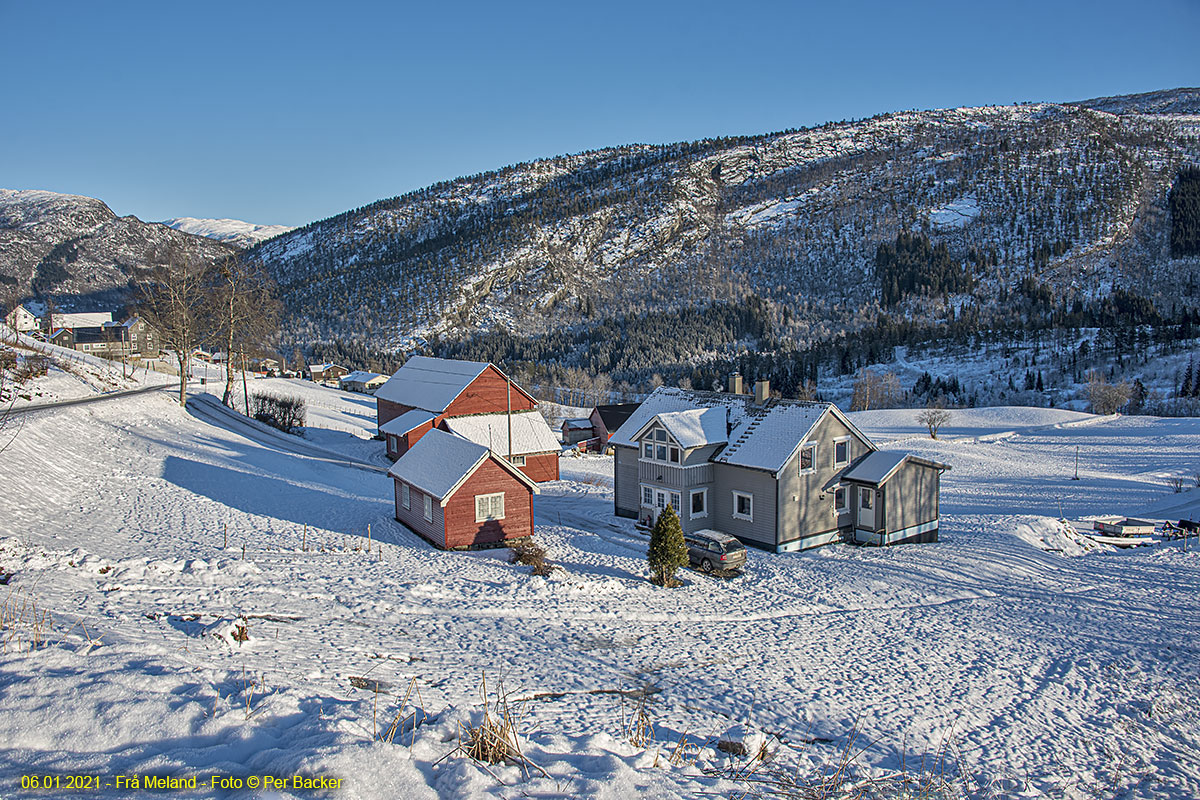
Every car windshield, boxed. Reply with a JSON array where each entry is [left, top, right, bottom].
[[723, 539, 746, 552]]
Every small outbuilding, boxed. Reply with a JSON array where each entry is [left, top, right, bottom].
[[561, 418, 594, 445], [840, 451, 949, 546], [339, 370, 388, 394], [388, 428, 539, 550]]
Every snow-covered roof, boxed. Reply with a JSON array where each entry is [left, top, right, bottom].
[[562, 418, 592, 430], [340, 370, 386, 384], [387, 428, 537, 502], [443, 411, 561, 455], [373, 356, 492, 411], [51, 312, 112, 329], [646, 408, 728, 449], [610, 387, 874, 474], [379, 408, 437, 436], [842, 451, 950, 485], [309, 363, 343, 373]]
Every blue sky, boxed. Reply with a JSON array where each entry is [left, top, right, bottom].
[[2, 1, 1196, 227]]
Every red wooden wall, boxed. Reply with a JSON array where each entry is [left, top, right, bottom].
[[442, 458, 534, 549], [443, 366, 536, 417]]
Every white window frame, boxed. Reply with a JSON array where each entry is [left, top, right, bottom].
[[643, 442, 653, 458], [401, 482, 410, 510], [641, 485, 654, 506], [690, 488, 708, 519], [423, 493, 433, 522], [507, 454, 526, 467], [834, 486, 846, 511], [799, 442, 817, 475], [670, 491, 681, 511], [475, 492, 505, 522], [732, 490, 753, 522], [860, 489, 873, 510], [833, 437, 851, 468]]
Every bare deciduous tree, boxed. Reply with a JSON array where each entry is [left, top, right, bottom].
[[916, 402, 951, 439], [210, 256, 282, 408], [135, 246, 215, 407], [1086, 371, 1131, 416]]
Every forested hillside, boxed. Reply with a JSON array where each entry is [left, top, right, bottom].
[[256, 91, 1200, 401]]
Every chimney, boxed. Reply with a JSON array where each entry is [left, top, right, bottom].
[[754, 379, 770, 405], [728, 372, 743, 394]]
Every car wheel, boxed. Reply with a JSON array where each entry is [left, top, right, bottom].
[[701, 558, 714, 573]]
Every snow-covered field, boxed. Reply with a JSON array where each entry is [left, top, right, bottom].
[[2, 380, 1199, 798]]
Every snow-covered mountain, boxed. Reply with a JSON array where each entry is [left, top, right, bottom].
[[247, 90, 1200, 385], [161, 217, 294, 249], [0, 189, 235, 304]]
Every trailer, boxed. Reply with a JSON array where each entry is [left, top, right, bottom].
[[1092, 518, 1156, 536]]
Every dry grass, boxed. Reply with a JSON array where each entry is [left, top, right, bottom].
[[722, 719, 968, 800], [621, 690, 656, 748], [1, 587, 53, 653], [508, 539, 557, 576]]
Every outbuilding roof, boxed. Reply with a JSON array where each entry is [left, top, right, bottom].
[[379, 408, 438, 436], [386, 428, 538, 503], [842, 451, 950, 485], [341, 370, 387, 384], [374, 356, 535, 413], [443, 411, 561, 455], [609, 386, 875, 474], [593, 403, 640, 431]]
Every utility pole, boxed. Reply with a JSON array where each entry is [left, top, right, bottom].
[[506, 374, 513, 462], [241, 351, 251, 414]]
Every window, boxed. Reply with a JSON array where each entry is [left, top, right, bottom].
[[834, 439, 850, 467], [475, 492, 505, 522], [507, 455, 526, 467], [423, 493, 433, 522], [670, 492, 680, 511], [642, 486, 654, 506], [799, 443, 816, 474], [655, 429, 667, 442], [401, 482, 410, 510], [669, 446, 681, 463], [861, 489, 873, 510], [834, 487, 846, 511], [690, 488, 708, 519], [643, 442, 653, 458], [732, 491, 753, 521], [656, 444, 667, 461]]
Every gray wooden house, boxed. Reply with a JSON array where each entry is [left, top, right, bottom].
[[610, 380, 948, 553]]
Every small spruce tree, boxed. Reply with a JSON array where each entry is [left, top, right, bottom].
[[647, 505, 688, 587]]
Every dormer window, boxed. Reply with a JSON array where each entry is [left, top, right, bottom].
[[640, 425, 681, 464]]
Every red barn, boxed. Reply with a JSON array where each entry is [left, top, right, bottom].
[[388, 429, 538, 550], [375, 357, 559, 481]]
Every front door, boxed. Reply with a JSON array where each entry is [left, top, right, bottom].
[[857, 487, 877, 530], [643, 488, 681, 525]]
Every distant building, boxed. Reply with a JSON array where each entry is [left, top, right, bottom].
[[4, 304, 39, 333], [309, 363, 348, 383], [589, 403, 641, 446], [561, 418, 594, 445], [388, 428, 538, 550], [339, 370, 388, 393]]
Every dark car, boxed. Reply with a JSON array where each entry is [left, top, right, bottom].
[[683, 530, 747, 573]]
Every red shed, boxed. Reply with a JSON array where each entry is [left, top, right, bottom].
[[388, 428, 539, 550]]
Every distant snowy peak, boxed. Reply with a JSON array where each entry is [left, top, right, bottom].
[[161, 217, 294, 249]]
